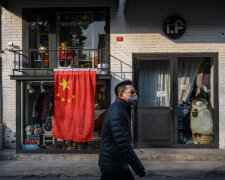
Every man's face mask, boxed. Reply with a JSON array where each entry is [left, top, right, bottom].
[[123, 90, 138, 105]]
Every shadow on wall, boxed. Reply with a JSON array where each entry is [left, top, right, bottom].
[[3, 124, 16, 149], [112, 0, 225, 43], [3, 0, 225, 45], [110, 54, 133, 79], [110, 54, 134, 103]]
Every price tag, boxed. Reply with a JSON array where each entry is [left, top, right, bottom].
[[180, 85, 187, 92]]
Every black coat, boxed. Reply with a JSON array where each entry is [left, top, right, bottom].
[[98, 97, 145, 176]]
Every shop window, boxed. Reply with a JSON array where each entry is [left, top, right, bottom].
[[28, 14, 50, 68], [178, 57, 214, 145], [58, 11, 107, 68], [23, 9, 109, 70], [21, 81, 106, 151]]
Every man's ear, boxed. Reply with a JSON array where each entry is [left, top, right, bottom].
[[118, 92, 123, 98]]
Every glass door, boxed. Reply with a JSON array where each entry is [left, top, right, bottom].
[[136, 59, 173, 147]]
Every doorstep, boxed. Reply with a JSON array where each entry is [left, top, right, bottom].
[[1, 148, 225, 161]]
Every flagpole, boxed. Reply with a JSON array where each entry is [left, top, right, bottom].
[[54, 68, 97, 71]]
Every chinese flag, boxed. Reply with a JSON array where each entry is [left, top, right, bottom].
[[53, 70, 96, 142]]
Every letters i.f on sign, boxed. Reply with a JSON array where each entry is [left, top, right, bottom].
[[163, 15, 186, 39]]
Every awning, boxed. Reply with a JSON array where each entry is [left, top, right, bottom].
[[0, 0, 7, 9]]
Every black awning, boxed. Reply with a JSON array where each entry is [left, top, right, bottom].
[[10, 74, 111, 81], [0, 0, 7, 9]]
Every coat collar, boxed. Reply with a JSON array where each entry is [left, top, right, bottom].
[[115, 97, 132, 111]]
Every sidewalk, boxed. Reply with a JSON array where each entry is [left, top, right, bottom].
[[1, 149, 225, 178]]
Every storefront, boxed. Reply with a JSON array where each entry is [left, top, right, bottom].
[[10, 7, 111, 152], [1, 0, 225, 151]]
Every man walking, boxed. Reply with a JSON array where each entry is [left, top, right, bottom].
[[98, 80, 145, 180]]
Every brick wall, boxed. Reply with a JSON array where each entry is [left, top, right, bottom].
[[1, 7, 19, 148], [1, 0, 225, 148]]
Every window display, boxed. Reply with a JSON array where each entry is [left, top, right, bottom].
[[21, 81, 107, 151], [58, 11, 107, 68], [178, 58, 214, 144], [24, 9, 109, 69]]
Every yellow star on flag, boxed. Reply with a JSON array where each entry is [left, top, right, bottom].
[[68, 99, 71, 103], [72, 95, 75, 98], [60, 79, 70, 91], [57, 93, 60, 97], [62, 98, 65, 102]]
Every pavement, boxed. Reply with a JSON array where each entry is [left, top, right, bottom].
[[1, 149, 225, 178], [0, 178, 225, 180]]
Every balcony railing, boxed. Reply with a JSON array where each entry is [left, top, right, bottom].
[[11, 48, 110, 76]]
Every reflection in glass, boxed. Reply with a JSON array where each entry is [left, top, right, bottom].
[[29, 15, 49, 68], [58, 12, 106, 68]]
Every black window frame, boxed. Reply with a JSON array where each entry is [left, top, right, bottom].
[[22, 7, 110, 69], [133, 53, 219, 148]]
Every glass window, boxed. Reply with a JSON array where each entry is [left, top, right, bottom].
[[178, 57, 214, 145], [24, 9, 108, 69], [138, 60, 171, 107], [21, 81, 106, 151], [58, 11, 107, 68], [28, 14, 50, 68]]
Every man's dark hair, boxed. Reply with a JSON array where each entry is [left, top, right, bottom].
[[114, 80, 133, 96]]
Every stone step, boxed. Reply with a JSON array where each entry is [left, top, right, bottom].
[[136, 148, 225, 161], [1, 148, 225, 161]]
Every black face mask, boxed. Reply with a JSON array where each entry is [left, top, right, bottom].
[[123, 93, 138, 105]]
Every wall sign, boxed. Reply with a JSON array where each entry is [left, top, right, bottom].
[[163, 15, 186, 39], [116, 36, 123, 41]]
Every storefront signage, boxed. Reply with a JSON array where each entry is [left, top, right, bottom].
[[163, 15, 186, 39], [157, 91, 167, 97], [25, 139, 40, 144]]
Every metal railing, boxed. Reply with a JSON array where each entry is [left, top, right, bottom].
[[11, 48, 110, 76]]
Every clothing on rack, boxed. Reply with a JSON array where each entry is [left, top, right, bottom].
[[32, 94, 38, 118], [40, 92, 52, 121]]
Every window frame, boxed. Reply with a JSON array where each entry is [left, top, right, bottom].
[[16, 79, 111, 153], [133, 53, 219, 148], [22, 7, 110, 69]]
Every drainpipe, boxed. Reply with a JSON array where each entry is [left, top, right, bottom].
[[0, 6, 3, 150]]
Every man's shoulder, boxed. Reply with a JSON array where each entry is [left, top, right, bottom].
[[109, 101, 124, 113], [106, 101, 127, 120]]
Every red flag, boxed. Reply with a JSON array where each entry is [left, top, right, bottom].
[[53, 70, 96, 142]]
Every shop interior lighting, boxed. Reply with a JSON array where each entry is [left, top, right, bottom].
[[26, 83, 35, 94]]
